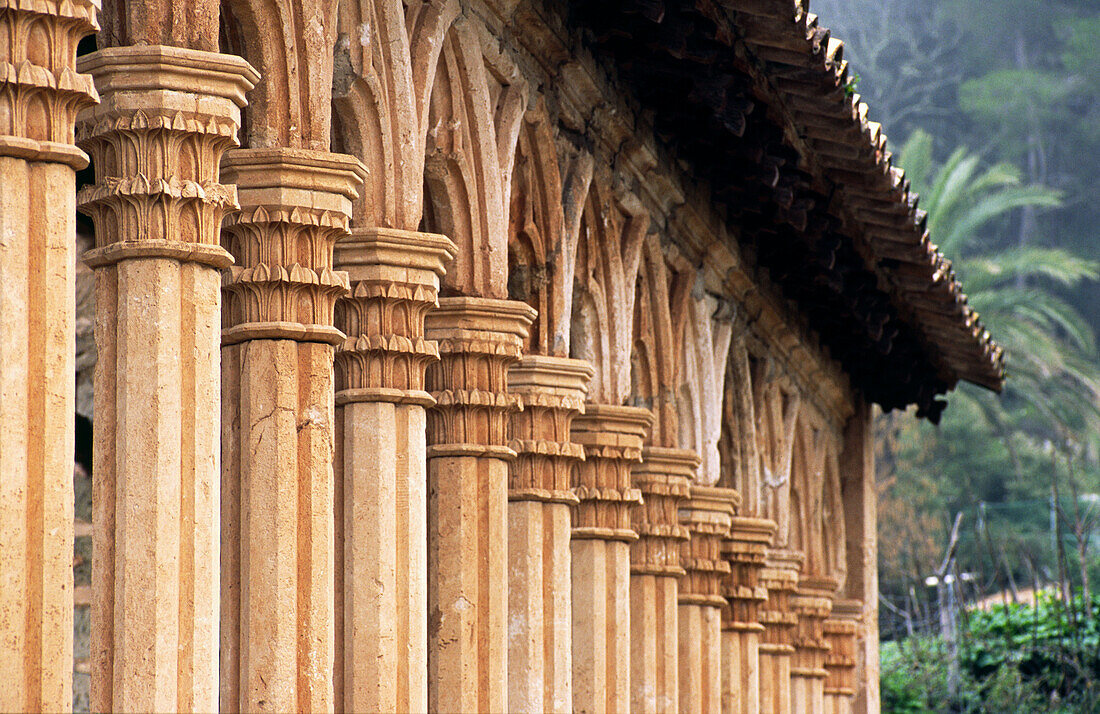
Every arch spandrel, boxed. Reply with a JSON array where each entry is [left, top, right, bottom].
[[752, 353, 801, 547], [330, 0, 456, 229], [788, 403, 847, 585], [677, 290, 734, 486], [506, 102, 565, 356], [421, 18, 527, 298], [629, 234, 683, 448], [568, 177, 646, 405], [219, 0, 340, 149]]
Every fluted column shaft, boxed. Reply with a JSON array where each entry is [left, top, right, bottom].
[[679, 486, 738, 714], [629, 447, 695, 714], [425, 297, 535, 714], [0, 1, 97, 710], [759, 549, 803, 714], [219, 148, 365, 713], [332, 228, 455, 713], [721, 517, 777, 714], [791, 576, 837, 714], [571, 404, 652, 714], [76, 45, 256, 714], [823, 599, 861, 714], [507, 356, 592, 713]]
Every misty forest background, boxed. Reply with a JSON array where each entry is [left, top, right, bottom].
[[814, 0, 1100, 710]]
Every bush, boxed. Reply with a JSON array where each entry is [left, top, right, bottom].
[[881, 594, 1100, 712]]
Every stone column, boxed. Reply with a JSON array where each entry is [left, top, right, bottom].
[[75, 46, 256, 713], [571, 404, 652, 714], [791, 576, 837, 714], [506, 356, 592, 713], [424, 297, 535, 713], [0, 1, 97, 710], [823, 599, 861, 714], [678, 486, 738, 714], [331, 228, 456, 713], [629, 447, 695, 714], [219, 148, 364, 713], [758, 549, 803, 714], [721, 517, 777, 714]]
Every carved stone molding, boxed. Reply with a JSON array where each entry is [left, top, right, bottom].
[[679, 486, 739, 606], [791, 575, 839, 713], [760, 549, 804, 652], [508, 355, 593, 504], [333, 227, 457, 406], [792, 575, 838, 680], [220, 147, 366, 344], [1, 0, 99, 167], [571, 404, 652, 541], [78, 46, 257, 260], [824, 598, 862, 701], [631, 447, 696, 577], [425, 297, 536, 458], [723, 516, 778, 631]]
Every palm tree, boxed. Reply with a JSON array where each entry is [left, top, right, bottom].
[[900, 130, 1100, 451]]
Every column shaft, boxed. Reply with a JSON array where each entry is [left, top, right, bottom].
[[507, 356, 592, 713], [571, 404, 652, 714], [759, 549, 803, 714], [332, 227, 455, 713], [791, 576, 837, 714], [630, 447, 695, 714], [425, 297, 535, 713], [219, 148, 365, 713], [679, 486, 738, 714], [76, 45, 256, 714], [721, 517, 776, 714], [0, 2, 96, 709]]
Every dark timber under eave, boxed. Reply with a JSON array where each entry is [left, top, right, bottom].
[[564, 0, 1006, 422]]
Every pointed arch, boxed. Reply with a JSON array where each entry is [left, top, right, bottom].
[[421, 17, 528, 298], [678, 291, 733, 485], [506, 101, 565, 355], [630, 234, 682, 448], [568, 177, 646, 404]]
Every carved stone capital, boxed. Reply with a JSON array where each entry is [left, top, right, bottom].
[[678, 485, 738, 606], [1, 0, 99, 167], [760, 548, 804, 652], [76, 46, 257, 257], [791, 575, 839, 679], [333, 228, 456, 405], [220, 147, 366, 344], [425, 297, 535, 459], [507, 356, 593, 504], [630, 447, 696, 576], [722, 516, 777, 631], [570, 404, 652, 541], [824, 598, 861, 697]]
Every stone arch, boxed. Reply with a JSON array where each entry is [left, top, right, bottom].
[[330, 0, 456, 229], [420, 17, 526, 299], [678, 291, 733, 486], [216, 0, 338, 149], [568, 177, 645, 404], [629, 234, 684, 448], [506, 102, 564, 355], [753, 353, 800, 546]]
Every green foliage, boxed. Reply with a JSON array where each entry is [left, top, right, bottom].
[[882, 596, 1100, 712]]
